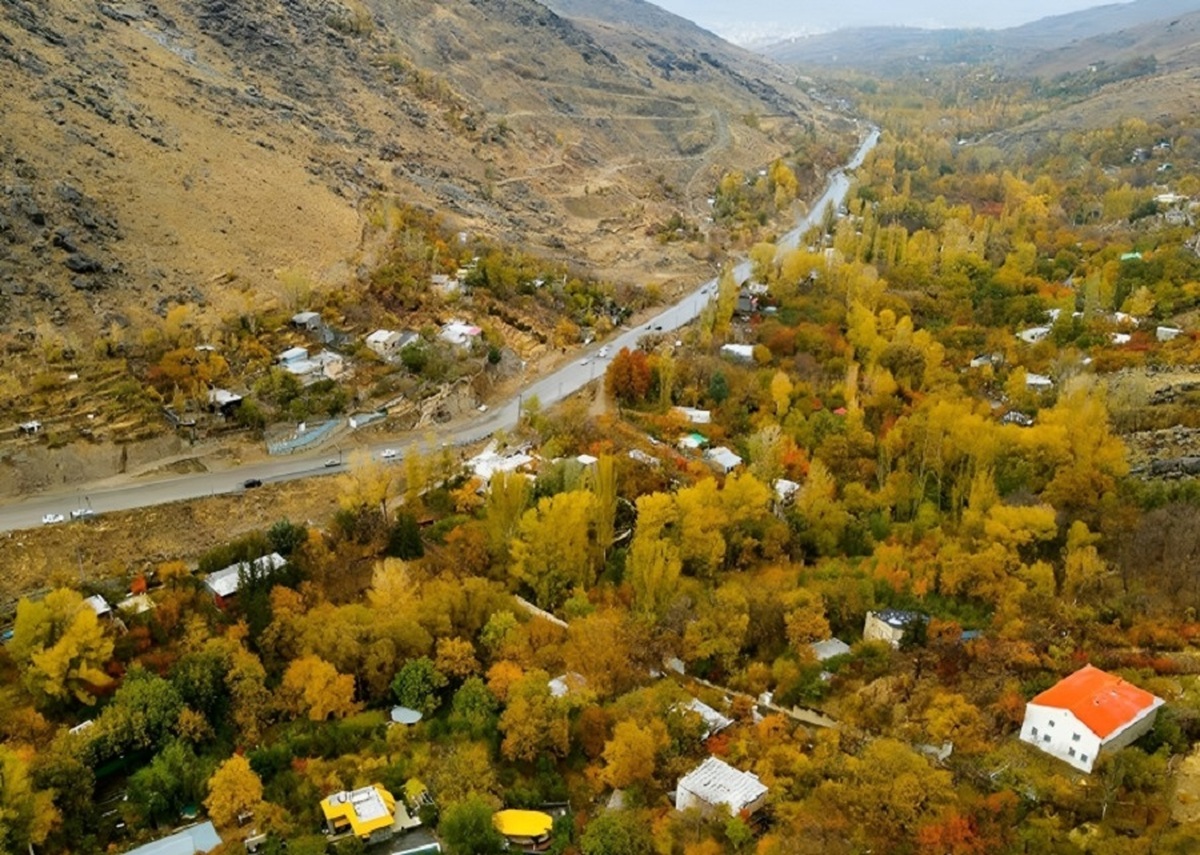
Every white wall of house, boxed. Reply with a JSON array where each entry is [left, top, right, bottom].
[[1020, 704, 1103, 772], [862, 613, 905, 648], [1102, 707, 1160, 753]]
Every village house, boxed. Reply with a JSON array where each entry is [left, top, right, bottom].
[[439, 320, 482, 350], [705, 446, 743, 473], [320, 784, 404, 843], [203, 553, 287, 606], [720, 343, 755, 362], [863, 609, 927, 648], [122, 822, 221, 855], [678, 432, 708, 451], [1019, 664, 1164, 773], [675, 756, 768, 817], [676, 697, 734, 739], [672, 406, 712, 425], [278, 347, 346, 384], [206, 388, 243, 419], [810, 638, 851, 662], [366, 329, 419, 361]]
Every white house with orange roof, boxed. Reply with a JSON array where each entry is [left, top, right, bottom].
[[1019, 664, 1164, 773]]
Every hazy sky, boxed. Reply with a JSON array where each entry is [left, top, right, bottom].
[[650, 0, 1122, 44]]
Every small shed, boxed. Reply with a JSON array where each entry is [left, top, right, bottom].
[[292, 311, 322, 331]]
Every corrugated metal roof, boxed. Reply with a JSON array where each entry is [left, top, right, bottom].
[[677, 756, 766, 813], [204, 553, 286, 599]]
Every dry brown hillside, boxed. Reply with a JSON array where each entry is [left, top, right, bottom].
[[0, 0, 839, 353]]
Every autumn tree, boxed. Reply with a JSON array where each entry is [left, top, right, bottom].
[[499, 670, 570, 762], [278, 655, 360, 721], [484, 470, 530, 566], [0, 745, 59, 852], [509, 490, 599, 609], [606, 348, 652, 405], [602, 719, 665, 789], [11, 588, 113, 706], [204, 753, 263, 828], [627, 492, 682, 619]]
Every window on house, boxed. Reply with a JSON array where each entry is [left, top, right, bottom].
[[1068, 747, 1076, 758], [1048, 720, 1056, 727], [1031, 726, 1039, 737], [1072, 733, 1081, 742], [1043, 734, 1051, 743], [1081, 754, 1089, 764]]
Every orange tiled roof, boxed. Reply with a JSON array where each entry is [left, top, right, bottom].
[[1031, 664, 1161, 739]]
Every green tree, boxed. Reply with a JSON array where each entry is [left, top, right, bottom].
[[387, 511, 425, 559], [439, 795, 506, 855], [90, 667, 183, 762], [392, 656, 447, 716], [128, 741, 213, 827], [580, 810, 654, 855], [448, 677, 499, 738]]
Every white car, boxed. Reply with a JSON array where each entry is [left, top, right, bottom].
[[598, 347, 609, 358], [381, 448, 398, 460], [580, 358, 589, 366], [323, 459, 339, 468], [70, 508, 95, 519], [42, 513, 65, 525]]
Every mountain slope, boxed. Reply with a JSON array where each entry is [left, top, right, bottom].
[[0, 0, 832, 351]]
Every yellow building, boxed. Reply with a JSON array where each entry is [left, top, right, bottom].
[[493, 809, 554, 852], [320, 784, 397, 840]]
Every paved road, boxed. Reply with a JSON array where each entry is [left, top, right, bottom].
[[0, 127, 879, 534]]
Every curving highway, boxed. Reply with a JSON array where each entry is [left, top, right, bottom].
[[0, 127, 879, 534]]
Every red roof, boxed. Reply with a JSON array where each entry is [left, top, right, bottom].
[[1031, 665, 1162, 739]]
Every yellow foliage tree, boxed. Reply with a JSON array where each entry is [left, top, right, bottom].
[[509, 490, 599, 609], [11, 589, 113, 706], [204, 754, 263, 828], [602, 719, 666, 789], [498, 670, 570, 762], [277, 655, 360, 721]]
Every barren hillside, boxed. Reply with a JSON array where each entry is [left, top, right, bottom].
[[0, 0, 837, 353]]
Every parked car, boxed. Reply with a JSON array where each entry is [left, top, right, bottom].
[[70, 508, 95, 519], [598, 346, 609, 358], [242, 478, 263, 489], [323, 458, 339, 468], [42, 513, 65, 525], [381, 448, 398, 460]]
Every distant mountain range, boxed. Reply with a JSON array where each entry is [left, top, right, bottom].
[[762, 0, 1200, 71]]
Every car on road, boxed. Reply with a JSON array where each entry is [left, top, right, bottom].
[[580, 358, 589, 366], [242, 478, 263, 489], [70, 508, 95, 519], [42, 513, 65, 525], [598, 346, 609, 358], [381, 448, 398, 460], [323, 459, 339, 468], [653, 324, 663, 331]]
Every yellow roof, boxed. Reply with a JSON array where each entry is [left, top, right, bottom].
[[493, 809, 554, 839], [320, 784, 396, 837]]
